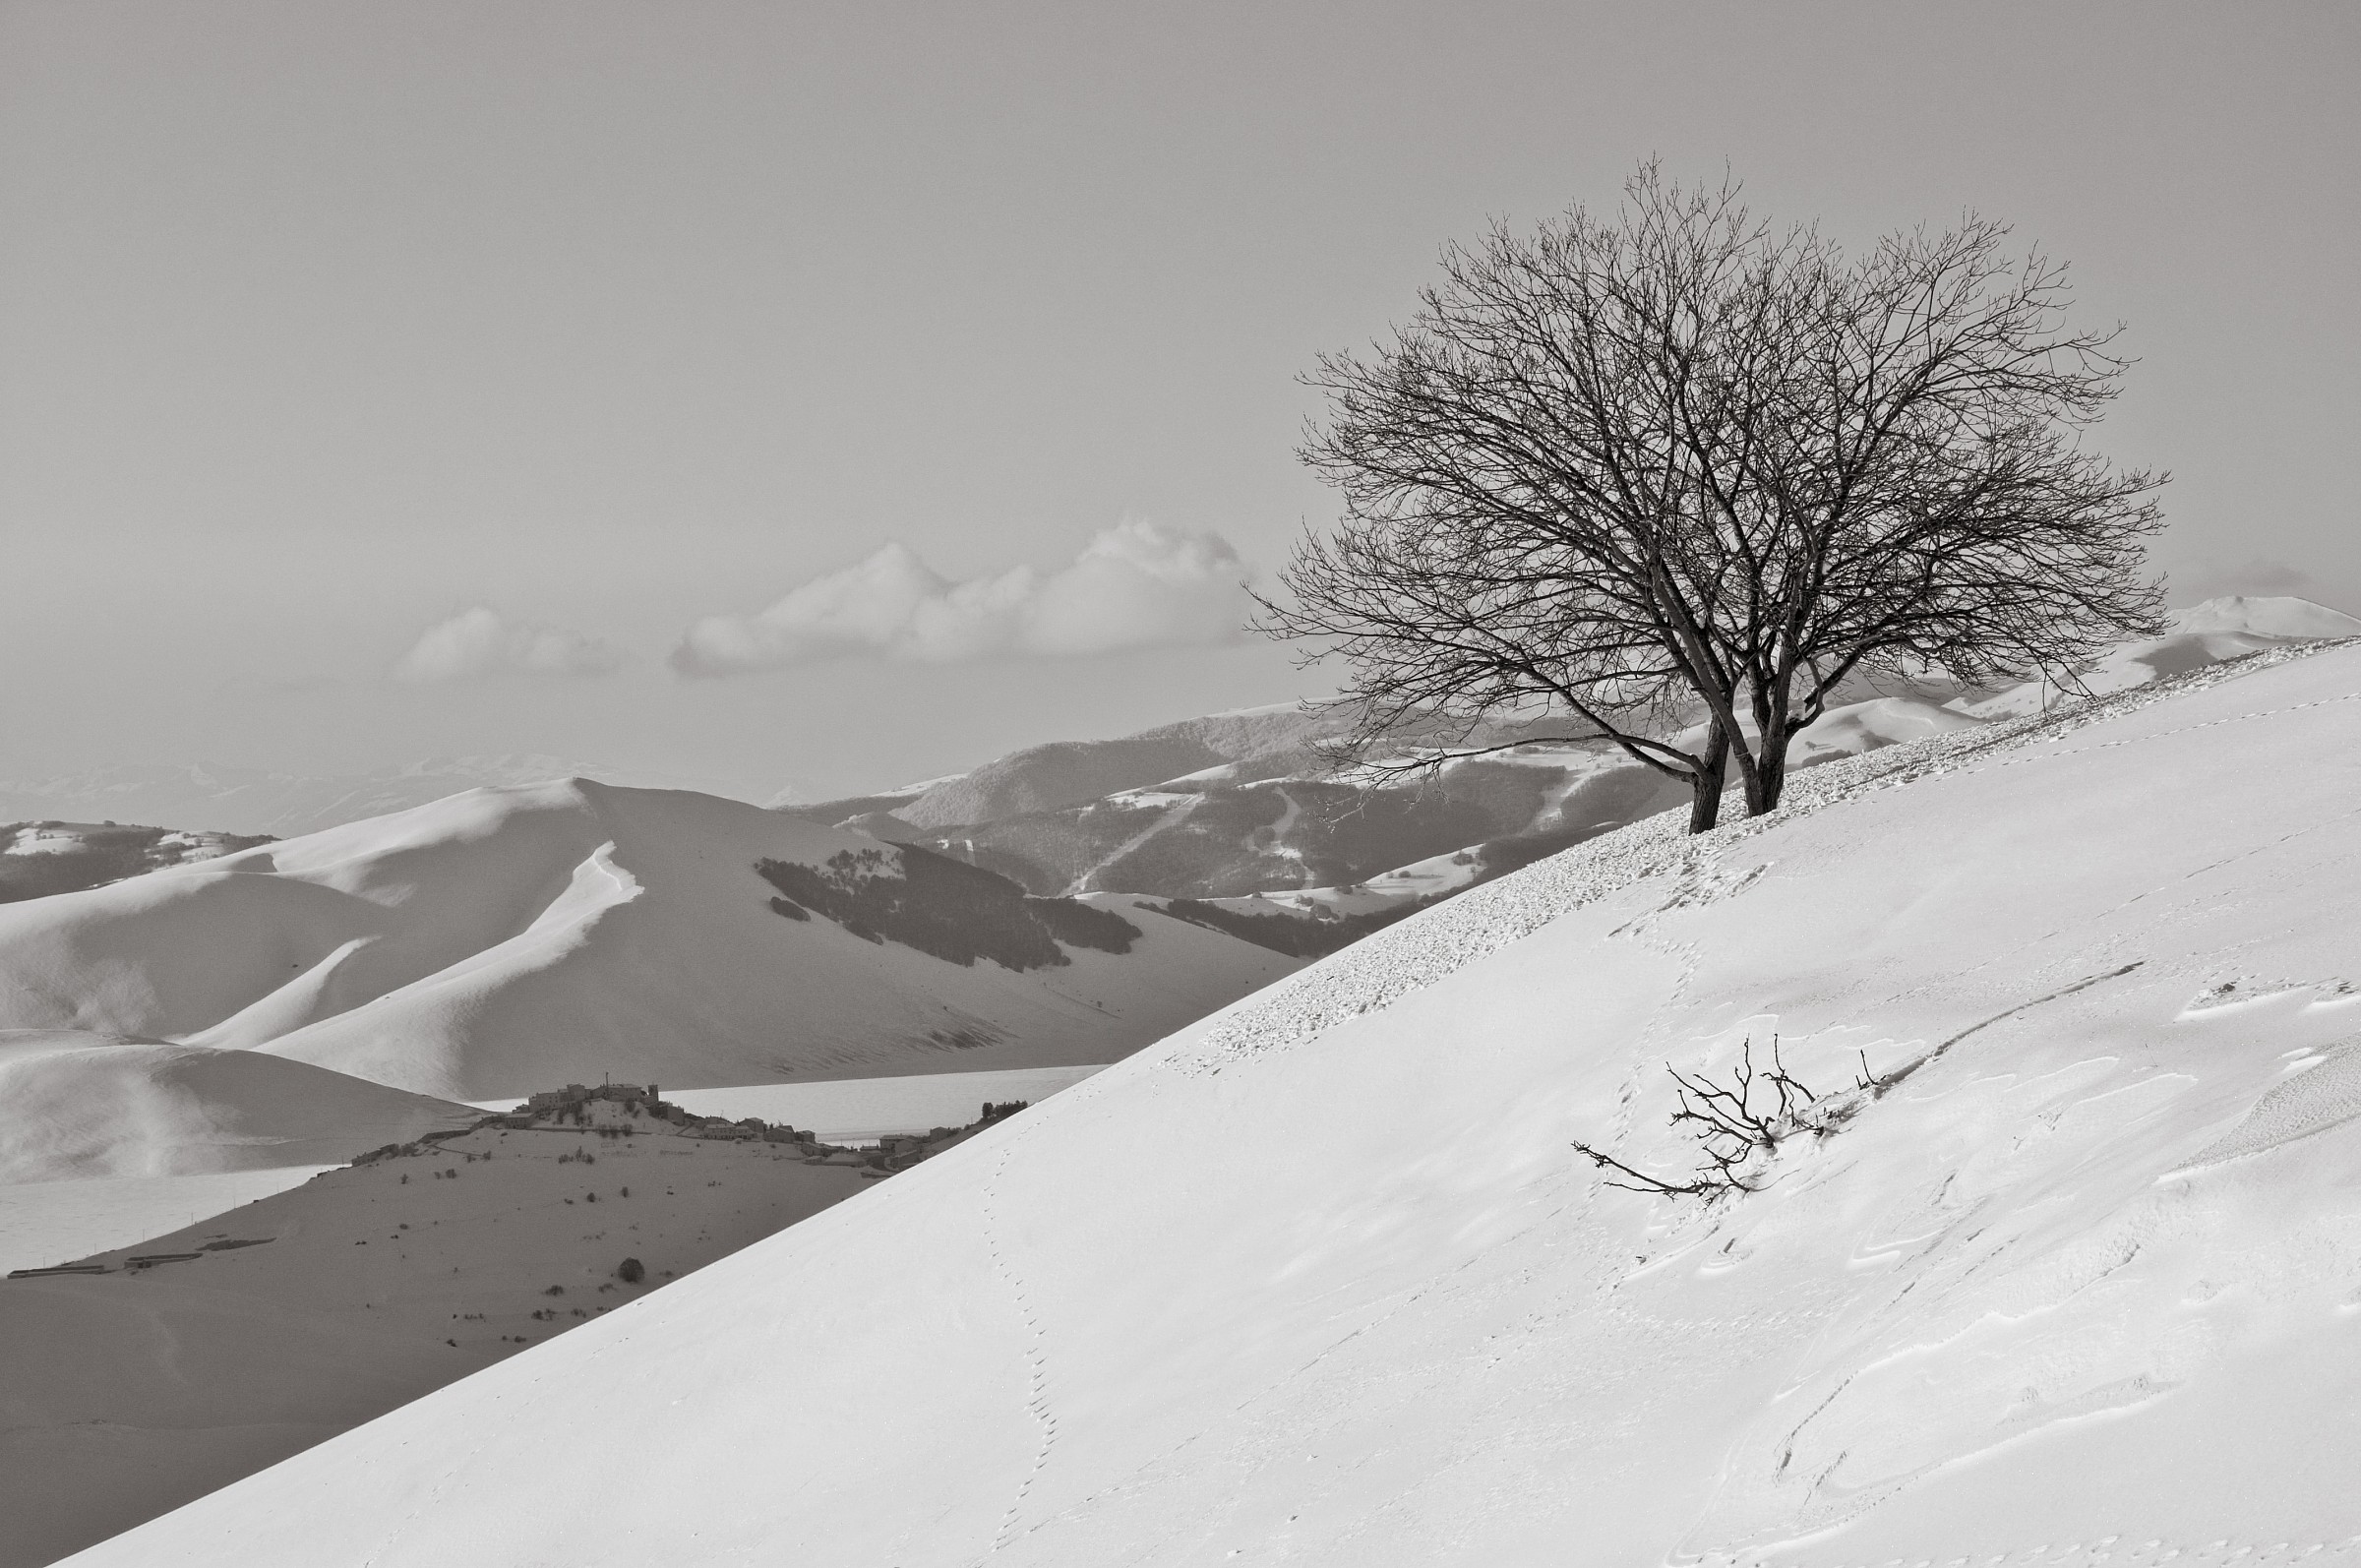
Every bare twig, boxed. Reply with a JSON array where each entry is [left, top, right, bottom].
[[1573, 1035, 1863, 1198]]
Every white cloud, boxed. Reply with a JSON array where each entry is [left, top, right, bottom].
[[668, 521, 1255, 677], [393, 606, 625, 683]]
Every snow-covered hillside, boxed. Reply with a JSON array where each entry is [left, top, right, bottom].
[[0, 1031, 473, 1183], [66, 639, 2361, 1565], [786, 704, 1676, 901], [0, 781, 1302, 1102]]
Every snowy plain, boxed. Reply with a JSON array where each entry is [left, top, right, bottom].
[[60, 637, 2361, 1566], [662, 1064, 1108, 1142], [0, 1167, 328, 1276]]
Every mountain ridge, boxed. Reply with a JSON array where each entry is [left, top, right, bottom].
[[0, 780, 1302, 1102]]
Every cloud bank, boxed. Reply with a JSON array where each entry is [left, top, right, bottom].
[[394, 607, 625, 683], [669, 521, 1254, 677]]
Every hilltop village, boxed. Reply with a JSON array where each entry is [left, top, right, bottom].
[[1, 1075, 1041, 1562], [353, 1079, 1032, 1178]]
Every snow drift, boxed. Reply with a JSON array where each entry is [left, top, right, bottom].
[[61, 637, 2361, 1565], [0, 781, 1302, 1102]]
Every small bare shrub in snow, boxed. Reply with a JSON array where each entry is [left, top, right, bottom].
[[1572, 1038, 1887, 1197]]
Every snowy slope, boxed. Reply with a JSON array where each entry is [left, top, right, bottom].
[[66, 641, 2361, 1566], [0, 781, 1302, 1102]]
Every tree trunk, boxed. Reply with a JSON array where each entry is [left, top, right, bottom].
[[1685, 723, 1731, 833], [1743, 731, 1792, 815], [1739, 673, 1795, 816], [1755, 751, 1787, 814]]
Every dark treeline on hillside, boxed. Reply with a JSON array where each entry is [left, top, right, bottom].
[[757, 845, 1139, 970], [1148, 895, 1436, 958], [0, 821, 273, 904]]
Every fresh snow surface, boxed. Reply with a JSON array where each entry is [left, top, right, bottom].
[[63, 640, 2361, 1566], [0, 781, 1302, 1101], [664, 1064, 1107, 1142]]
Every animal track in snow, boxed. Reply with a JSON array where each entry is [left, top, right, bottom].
[[976, 1133, 1059, 1558]]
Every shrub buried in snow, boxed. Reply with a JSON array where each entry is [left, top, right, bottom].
[[1571, 1036, 1898, 1197]]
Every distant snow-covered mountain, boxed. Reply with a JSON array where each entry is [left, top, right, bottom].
[[0, 780, 1302, 1102], [0, 1029, 473, 1184], [0, 755, 752, 840]]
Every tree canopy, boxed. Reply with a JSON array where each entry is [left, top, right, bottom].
[[1262, 165, 2166, 830]]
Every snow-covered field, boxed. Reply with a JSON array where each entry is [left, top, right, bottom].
[[664, 1064, 1108, 1142], [61, 638, 2361, 1565], [0, 1167, 329, 1276]]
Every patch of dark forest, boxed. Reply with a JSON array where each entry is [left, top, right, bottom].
[[757, 844, 1138, 970]]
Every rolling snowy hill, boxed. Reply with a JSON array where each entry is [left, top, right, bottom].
[[0, 781, 1302, 1103], [0, 1030, 474, 1185], [0, 755, 750, 841], [60, 638, 2361, 1566]]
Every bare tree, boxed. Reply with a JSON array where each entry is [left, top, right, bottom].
[[1260, 164, 2167, 829]]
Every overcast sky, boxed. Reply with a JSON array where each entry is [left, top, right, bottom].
[[3, 0, 2354, 803]]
